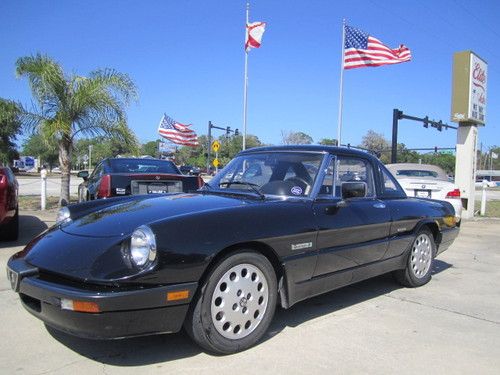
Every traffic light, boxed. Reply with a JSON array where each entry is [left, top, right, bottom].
[[437, 120, 443, 131], [226, 126, 231, 136], [423, 116, 429, 128], [234, 129, 239, 136]]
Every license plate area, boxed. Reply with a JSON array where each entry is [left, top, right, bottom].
[[415, 189, 431, 198], [131, 180, 183, 195]]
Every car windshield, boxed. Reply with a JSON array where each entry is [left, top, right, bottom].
[[209, 152, 324, 197], [109, 159, 180, 174]]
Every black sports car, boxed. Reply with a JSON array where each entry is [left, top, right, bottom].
[[77, 157, 203, 202], [7, 146, 459, 354]]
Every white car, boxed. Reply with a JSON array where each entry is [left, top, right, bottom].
[[386, 163, 462, 221]]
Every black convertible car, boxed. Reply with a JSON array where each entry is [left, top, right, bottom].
[[7, 146, 459, 354]]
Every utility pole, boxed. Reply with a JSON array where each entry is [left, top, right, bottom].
[[88, 144, 93, 170]]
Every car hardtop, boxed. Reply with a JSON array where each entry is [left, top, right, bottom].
[[238, 144, 378, 160]]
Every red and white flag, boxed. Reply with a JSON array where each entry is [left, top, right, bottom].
[[245, 21, 266, 52]]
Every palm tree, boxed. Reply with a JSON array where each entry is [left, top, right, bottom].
[[16, 54, 138, 206]]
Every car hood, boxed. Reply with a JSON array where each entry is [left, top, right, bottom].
[[22, 193, 250, 281], [61, 193, 247, 238]]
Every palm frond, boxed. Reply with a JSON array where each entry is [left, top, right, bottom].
[[16, 54, 68, 113]]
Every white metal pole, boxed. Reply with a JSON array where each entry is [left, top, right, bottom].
[[480, 181, 487, 215], [490, 150, 493, 181], [40, 167, 47, 211], [242, 1, 250, 151], [336, 19, 346, 147]]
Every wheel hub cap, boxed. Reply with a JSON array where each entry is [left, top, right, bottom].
[[410, 233, 432, 278], [211, 263, 269, 339]]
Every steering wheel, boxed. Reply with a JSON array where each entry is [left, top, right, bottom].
[[284, 177, 310, 195]]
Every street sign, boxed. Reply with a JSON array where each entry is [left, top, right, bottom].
[[212, 140, 221, 152], [212, 158, 220, 167]]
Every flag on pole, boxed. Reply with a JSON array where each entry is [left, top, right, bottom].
[[344, 25, 411, 69], [157, 114, 199, 147], [245, 21, 266, 52]]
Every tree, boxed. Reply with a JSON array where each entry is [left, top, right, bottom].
[[281, 131, 313, 145], [141, 140, 160, 157], [0, 98, 22, 166], [22, 134, 59, 170], [359, 130, 391, 163], [319, 138, 338, 146], [16, 54, 138, 205]]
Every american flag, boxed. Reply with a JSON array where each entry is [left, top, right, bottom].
[[344, 25, 411, 70], [157, 114, 199, 147]]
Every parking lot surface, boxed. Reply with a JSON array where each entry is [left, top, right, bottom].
[[1, 211, 499, 374]]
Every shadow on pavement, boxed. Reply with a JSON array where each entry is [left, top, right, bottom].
[[0, 214, 48, 249], [46, 262, 453, 366], [431, 259, 453, 275], [46, 326, 202, 365]]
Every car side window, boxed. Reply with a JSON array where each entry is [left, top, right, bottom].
[[335, 157, 375, 198], [318, 159, 335, 198], [90, 163, 103, 180], [380, 166, 406, 198]]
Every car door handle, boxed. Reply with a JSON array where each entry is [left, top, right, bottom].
[[373, 202, 386, 209]]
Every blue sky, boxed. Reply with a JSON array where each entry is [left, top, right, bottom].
[[1, 0, 499, 152]]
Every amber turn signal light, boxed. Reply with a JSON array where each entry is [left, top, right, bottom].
[[167, 290, 189, 301], [61, 298, 100, 313]]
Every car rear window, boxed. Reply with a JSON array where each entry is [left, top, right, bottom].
[[396, 170, 439, 178], [109, 159, 180, 174]]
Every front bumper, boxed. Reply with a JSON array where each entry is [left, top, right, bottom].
[[7, 258, 198, 339]]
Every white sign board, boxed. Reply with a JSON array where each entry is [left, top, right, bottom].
[[468, 53, 487, 124]]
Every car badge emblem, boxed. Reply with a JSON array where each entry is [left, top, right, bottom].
[[421, 184, 426, 189], [155, 176, 160, 180]]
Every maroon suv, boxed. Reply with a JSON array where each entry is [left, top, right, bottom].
[[0, 167, 19, 241]]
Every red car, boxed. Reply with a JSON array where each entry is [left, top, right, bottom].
[[0, 167, 19, 241]]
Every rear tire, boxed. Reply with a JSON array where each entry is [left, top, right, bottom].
[[184, 251, 277, 354], [1, 206, 19, 241], [394, 228, 435, 288]]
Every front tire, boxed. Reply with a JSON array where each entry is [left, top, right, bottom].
[[185, 251, 277, 354], [394, 228, 435, 287]]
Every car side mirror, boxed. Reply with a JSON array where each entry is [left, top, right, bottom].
[[77, 170, 89, 181], [342, 182, 367, 199]]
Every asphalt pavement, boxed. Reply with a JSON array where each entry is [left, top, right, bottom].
[[0, 212, 499, 374]]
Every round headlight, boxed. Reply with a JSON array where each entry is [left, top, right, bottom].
[[130, 226, 157, 267], [56, 207, 71, 225]]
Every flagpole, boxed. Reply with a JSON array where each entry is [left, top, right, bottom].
[[337, 19, 346, 147], [242, 1, 250, 151]]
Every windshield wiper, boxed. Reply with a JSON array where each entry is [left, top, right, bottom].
[[219, 181, 265, 200]]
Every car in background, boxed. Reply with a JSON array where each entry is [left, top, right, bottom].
[[386, 163, 462, 220], [179, 165, 201, 176], [77, 158, 204, 202], [475, 176, 498, 188], [0, 167, 19, 241], [8, 146, 459, 354]]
